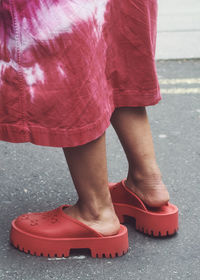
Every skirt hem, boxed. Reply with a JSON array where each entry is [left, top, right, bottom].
[[0, 89, 161, 147]]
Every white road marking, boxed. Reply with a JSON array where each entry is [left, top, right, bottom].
[[160, 88, 200, 94], [48, 255, 86, 261], [159, 134, 167, 138], [159, 78, 200, 85], [48, 257, 66, 261], [159, 78, 200, 94]]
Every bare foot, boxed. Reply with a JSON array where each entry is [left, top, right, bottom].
[[63, 203, 120, 236], [125, 173, 170, 208]]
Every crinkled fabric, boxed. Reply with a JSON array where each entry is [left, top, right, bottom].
[[0, 0, 161, 147]]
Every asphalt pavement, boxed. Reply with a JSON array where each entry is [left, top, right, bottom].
[[1, 1, 200, 279], [0, 59, 200, 280]]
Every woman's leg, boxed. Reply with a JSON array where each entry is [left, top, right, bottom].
[[62, 132, 120, 236], [110, 107, 169, 207]]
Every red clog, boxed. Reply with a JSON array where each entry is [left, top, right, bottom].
[[109, 179, 179, 237], [10, 205, 129, 258]]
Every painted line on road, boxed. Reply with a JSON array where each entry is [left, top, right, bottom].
[[159, 78, 200, 94], [161, 88, 200, 94], [159, 78, 200, 85]]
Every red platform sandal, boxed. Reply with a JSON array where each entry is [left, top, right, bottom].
[[10, 205, 129, 258], [109, 179, 178, 237]]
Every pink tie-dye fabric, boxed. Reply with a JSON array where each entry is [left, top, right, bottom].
[[0, 0, 161, 147]]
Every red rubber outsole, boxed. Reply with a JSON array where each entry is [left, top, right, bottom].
[[10, 220, 129, 258], [113, 203, 179, 237], [109, 180, 179, 237]]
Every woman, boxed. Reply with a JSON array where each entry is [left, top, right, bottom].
[[0, 0, 178, 258]]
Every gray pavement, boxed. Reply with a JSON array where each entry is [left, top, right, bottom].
[[0, 59, 200, 279], [156, 0, 200, 59]]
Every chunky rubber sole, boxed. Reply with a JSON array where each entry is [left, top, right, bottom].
[[113, 203, 178, 237], [10, 220, 129, 258], [109, 179, 179, 237]]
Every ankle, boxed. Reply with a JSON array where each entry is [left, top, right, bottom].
[[125, 168, 170, 207], [64, 202, 120, 236], [76, 199, 117, 222], [127, 165, 162, 184]]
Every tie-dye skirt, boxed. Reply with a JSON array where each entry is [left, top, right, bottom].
[[0, 0, 161, 147]]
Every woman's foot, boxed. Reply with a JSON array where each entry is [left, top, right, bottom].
[[125, 171, 170, 208], [63, 202, 120, 236], [110, 107, 170, 208], [62, 133, 120, 237]]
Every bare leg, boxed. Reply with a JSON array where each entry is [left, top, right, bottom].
[[62, 132, 120, 236], [110, 107, 169, 207]]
